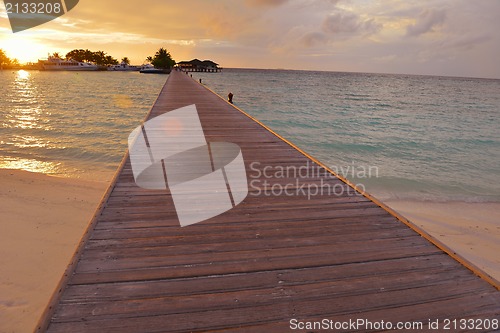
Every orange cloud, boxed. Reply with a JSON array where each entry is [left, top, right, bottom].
[[1, 0, 499, 78]]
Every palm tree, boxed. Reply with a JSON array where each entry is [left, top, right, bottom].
[[92, 51, 106, 65], [0, 49, 11, 68], [121, 57, 130, 65], [66, 49, 86, 62], [51, 52, 62, 59], [105, 55, 118, 65], [147, 48, 175, 69], [84, 49, 93, 62]]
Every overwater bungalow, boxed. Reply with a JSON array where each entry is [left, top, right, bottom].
[[177, 59, 221, 72]]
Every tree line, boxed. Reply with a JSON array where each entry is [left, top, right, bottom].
[[57, 49, 121, 66], [56, 47, 175, 68], [0, 49, 19, 68], [0, 47, 176, 69]]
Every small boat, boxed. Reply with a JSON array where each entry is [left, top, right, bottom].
[[139, 64, 171, 74], [39, 56, 99, 71], [109, 62, 140, 71]]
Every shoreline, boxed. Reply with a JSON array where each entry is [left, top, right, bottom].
[[0, 169, 109, 333], [385, 200, 500, 283], [1, 168, 499, 332]]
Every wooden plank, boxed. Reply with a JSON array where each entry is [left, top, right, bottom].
[[59, 254, 453, 303], [45, 281, 497, 333], [39, 70, 500, 333], [52, 266, 478, 322]]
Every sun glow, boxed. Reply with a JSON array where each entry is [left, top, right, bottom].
[[17, 69, 30, 79], [1, 35, 50, 63]]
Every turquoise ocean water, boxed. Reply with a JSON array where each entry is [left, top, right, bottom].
[[195, 69, 500, 202], [1, 69, 499, 202]]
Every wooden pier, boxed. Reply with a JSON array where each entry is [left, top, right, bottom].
[[38, 70, 500, 332]]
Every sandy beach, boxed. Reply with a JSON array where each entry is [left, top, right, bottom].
[[0, 169, 108, 333], [387, 200, 500, 283], [1, 168, 499, 333]]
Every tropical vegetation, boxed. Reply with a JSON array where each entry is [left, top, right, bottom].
[[0, 48, 18, 68], [0, 47, 177, 70], [146, 48, 175, 69], [64, 49, 119, 66]]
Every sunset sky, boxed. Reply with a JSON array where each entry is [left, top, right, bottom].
[[1, 0, 499, 78]]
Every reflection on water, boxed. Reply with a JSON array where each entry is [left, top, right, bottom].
[[0, 157, 62, 175], [17, 69, 30, 80], [9, 134, 52, 148], [8, 70, 44, 130], [0, 70, 167, 180], [113, 94, 134, 109]]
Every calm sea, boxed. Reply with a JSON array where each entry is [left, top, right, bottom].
[[0, 70, 166, 179], [1, 69, 499, 202], [196, 69, 500, 202]]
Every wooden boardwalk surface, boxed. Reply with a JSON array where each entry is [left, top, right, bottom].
[[39, 71, 500, 332]]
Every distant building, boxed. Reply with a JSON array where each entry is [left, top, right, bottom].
[[177, 59, 221, 72]]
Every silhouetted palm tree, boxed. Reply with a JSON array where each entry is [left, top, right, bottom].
[[0, 49, 11, 67], [147, 48, 175, 69]]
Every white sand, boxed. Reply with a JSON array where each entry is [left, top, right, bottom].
[[386, 200, 500, 283], [0, 169, 108, 333]]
